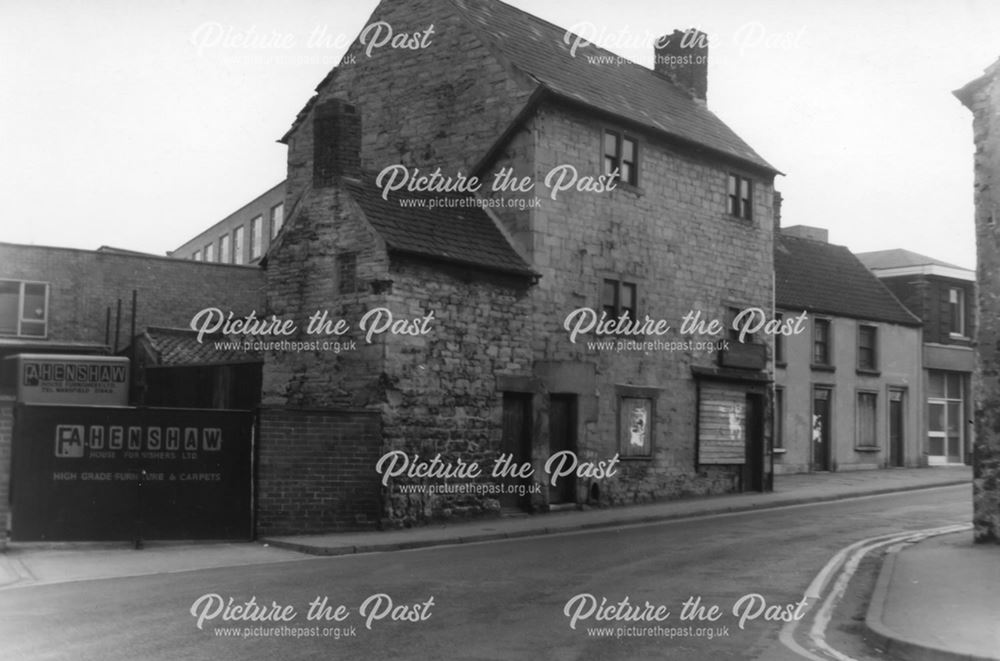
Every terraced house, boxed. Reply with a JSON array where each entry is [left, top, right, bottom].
[[256, 0, 781, 533], [773, 227, 924, 474]]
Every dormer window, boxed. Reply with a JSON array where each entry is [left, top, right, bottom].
[[603, 130, 638, 186]]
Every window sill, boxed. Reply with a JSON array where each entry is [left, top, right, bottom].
[[725, 214, 755, 228], [772, 448, 787, 455], [856, 368, 881, 377], [810, 364, 836, 372], [611, 181, 645, 196], [618, 455, 652, 461], [854, 446, 882, 453]]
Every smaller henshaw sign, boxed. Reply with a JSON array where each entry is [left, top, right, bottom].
[[4, 354, 129, 406]]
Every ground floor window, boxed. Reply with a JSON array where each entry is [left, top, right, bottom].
[[856, 391, 878, 449], [927, 370, 965, 464]]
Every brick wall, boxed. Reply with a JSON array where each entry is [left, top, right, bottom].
[[256, 407, 382, 535], [881, 274, 974, 345], [0, 400, 12, 548], [0, 243, 266, 348]]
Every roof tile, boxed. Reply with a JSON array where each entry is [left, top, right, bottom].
[[776, 234, 921, 326]]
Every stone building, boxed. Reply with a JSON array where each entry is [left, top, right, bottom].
[[774, 228, 924, 474], [955, 57, 1000, 542], [857, 249, 975, 466], [258, 0, 780, 532]]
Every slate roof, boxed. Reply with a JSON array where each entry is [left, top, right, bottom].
[[855, 249, 968, 271], [139, 327, 261, 366], [776, 234, 921, 326], [342, 177, 535, 277], [454, 0, 777, 173]]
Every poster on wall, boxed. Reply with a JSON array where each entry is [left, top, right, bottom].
[[0, 1, 986, 660]]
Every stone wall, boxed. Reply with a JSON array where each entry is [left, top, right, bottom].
[[256, 407, 382, 535], [378, 258, 535, 525], [283, 0, 535, 212], [261, 182, 389, 408], [480, 100, 775, 503], [959, 61, 1000, 542]]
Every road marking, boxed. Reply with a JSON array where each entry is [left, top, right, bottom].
[[781, 523, 972, 661]]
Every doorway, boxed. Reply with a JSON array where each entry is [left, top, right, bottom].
[[744, 394, 765, 491], [500, 393, 533, 510], [812, 387, 832, 471], [889, 388, 905, 467], [548, 394, 577, 504]]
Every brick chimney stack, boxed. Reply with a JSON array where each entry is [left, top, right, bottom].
[[313, 99, 361, 187], [654, 29, 709, 103]]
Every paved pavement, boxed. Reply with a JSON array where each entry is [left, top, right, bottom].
[[865, 528, 1000, 661], [261, 466, 971, 555], [0, 541, 307, 589]]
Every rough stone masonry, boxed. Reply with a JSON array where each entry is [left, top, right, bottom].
[[956, 58, 1000, 543]]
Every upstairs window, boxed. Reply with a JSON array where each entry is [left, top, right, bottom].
[[858, 325, 878, 371], [813, 318, 832, 366], [727, 306, 754, 343], [728, 174, 753, 220], [250, 216, 263, 260], [271, 203, 284, 238], [602, 279, 637, 320], [603, 130, 638, 186], [0, 280, 48, 337], [233, 226, 245, 264], [949, 287, 966, 337], [193, 250, 201, 261], [204, 243, 215, 263], [219, 234, 231, 264], [774, 312, 786, 363]]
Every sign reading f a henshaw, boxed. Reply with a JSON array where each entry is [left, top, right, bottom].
[[12, 405, 251, 541], [54, 424, 223, 458], [5, 354, 129, 406]]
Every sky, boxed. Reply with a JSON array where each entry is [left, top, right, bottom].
[[2, 0, 997, 269]]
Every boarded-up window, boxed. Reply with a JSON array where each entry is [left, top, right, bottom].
[[699, 386, 746, 464]]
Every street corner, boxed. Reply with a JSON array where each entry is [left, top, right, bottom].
[[864, 527, 999, 661]]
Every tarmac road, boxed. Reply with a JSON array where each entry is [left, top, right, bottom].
[[0, 484, 970, 661]]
